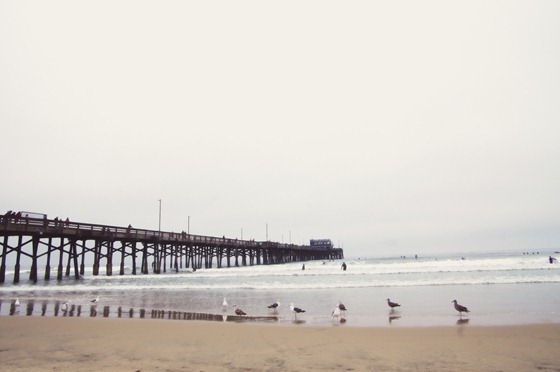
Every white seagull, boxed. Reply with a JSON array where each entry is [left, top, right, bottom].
[[15, 298, 20, 306], [61, 301, 68, 312], [289, 303, 306, 319], [222, 297, 228, 311], [91, 296, 99, 303], [332, 304, 341, 320]]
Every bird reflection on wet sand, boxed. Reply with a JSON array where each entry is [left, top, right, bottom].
[[388, 307, 402, 324], [456, 317, 469, 336]]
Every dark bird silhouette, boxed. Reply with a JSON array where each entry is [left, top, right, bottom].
[[452, 300, 470, 316], [91, 296, 99, 303], [289, 303, 306, 319], [268, 300, 281, 309], [233, 305, 247, 316], [387, 298, 401, 309]]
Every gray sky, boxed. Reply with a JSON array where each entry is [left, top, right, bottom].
[[1, 1, 559, 258]]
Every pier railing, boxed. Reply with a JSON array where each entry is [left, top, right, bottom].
[[0, 215, 330, 250]]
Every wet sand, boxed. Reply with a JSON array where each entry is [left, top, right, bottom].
[[1, 317, 559, 371]]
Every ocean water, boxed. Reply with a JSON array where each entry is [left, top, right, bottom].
[[1, 251, 559, 327]]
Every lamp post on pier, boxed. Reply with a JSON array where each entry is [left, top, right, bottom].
[[158, 199, 162, 235]]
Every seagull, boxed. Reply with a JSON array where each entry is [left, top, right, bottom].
[[289, 303, 306, 319], [15, 298, 20, 306], [387, 298, 401, 309], [61, 301, 68, 312], [233, 305, 246, 316], [338, 301, 347, 315], [222, 298, 228, 310], [91, 296, 99, 303], [332, 304, 341, 319], [268, 300, 281, 310], [452, 300, 470, 317]]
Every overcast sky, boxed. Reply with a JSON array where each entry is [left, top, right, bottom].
[[1, 1, 559, 258]]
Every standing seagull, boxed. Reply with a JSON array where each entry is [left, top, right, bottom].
[[338, 301, 347, 315], [387, 298, 401, 309], [222, 298, 228, 311], [267, 300, 281, 310], [91, 296, 99, 304], [15, 298, 20, 306], [233, 305, 247, 316], [452, 300, 470, 317], [61, 301, 69, 312], [289, 303, 306, 319], [332, 304, 341, 320]]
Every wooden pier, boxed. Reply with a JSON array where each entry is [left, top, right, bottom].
[[0, 214, 344, 283]]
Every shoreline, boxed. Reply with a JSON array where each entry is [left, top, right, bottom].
[[1, 317, 559, 371], [2, 294, 560, 328], [3, 300, 559, 329]]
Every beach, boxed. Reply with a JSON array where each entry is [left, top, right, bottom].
[[1, 254, 559, 370], [1, 317, 559, 371]]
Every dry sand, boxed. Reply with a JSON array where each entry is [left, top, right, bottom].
[[1, 317, 559, 371]]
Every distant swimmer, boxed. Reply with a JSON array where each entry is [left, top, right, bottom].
[[341, 262, 347, 271], [549, 256, 558, 264]]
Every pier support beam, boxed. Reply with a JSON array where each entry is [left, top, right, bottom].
[[57, 238, 65, 280], [80, 240, 86, 276], [119, 241, 125, 275], [14, 235, 23, 283], [0, 235, 8, 283], [29, 233, 40, 283], [44, 237, 52, 281], [106, 240, 114, 276], [71, 239, 80, 279], [93, 240, 101, 276], [131, 242, 137, 275]]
